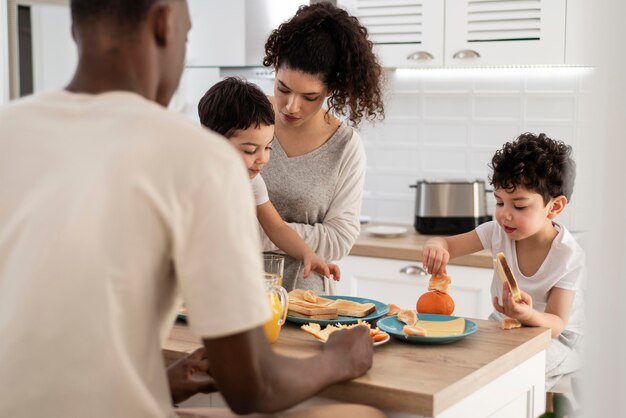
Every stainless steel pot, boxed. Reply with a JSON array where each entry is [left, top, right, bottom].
[[409, 180, 492, 235]]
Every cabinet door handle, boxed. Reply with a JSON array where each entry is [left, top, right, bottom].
[[399, 265, 428, 276], [452, 49, 481, 59], [406, 51, 434, 61]]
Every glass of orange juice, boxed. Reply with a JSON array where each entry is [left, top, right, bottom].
[[263, 273, 288, 344]]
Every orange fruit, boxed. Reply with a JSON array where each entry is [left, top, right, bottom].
[[416, 291, 455, 315]]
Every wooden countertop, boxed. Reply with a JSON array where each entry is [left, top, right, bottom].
[[351, 223, 494, 268], [164, 320, 550, 416]]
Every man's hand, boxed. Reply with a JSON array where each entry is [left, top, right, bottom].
[[323, 325, 373, 380], [167, 348, 218, 405]]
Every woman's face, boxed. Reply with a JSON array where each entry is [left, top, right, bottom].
[[273, 67, 329, 127]]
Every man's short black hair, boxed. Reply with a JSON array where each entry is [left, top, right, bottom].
[[489, 132, 576, 204], [198, 77, 275, 138], [70, 0, 160, 26]]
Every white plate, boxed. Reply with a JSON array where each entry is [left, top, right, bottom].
[[366, 225, 408, 238]]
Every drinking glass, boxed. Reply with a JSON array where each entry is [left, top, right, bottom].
[[262, 273, 288, 344], [263, 254, 284, 286]]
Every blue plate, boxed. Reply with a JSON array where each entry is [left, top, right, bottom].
[[286, 295, 390, 325], [377, 314, 478, 344]]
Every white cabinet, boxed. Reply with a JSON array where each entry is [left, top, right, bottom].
[[336, 255, 493, 319], [186, 0, 245, 67], [445, 0, 566, 67], [186, 0, 305, 67], [339, 0, 570, 68], [338, 0, 445, 67]]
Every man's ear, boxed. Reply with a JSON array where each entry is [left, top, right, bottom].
[[547, 195, 567, 219], [151, 3, 174, 47]]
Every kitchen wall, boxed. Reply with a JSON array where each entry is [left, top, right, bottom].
[[357, 67, 596, 233], [1, 0, 596, 234], [179, 66, 596, 233]]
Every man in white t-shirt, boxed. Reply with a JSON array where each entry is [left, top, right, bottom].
[[0, 1, 383, 417]]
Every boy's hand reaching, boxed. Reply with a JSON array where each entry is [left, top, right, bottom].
[[493, 284, 534, 323], [303, 252, 341, 281], [422, 240, 450, 276]]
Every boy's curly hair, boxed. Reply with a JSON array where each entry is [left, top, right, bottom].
[[263, 2, 384, 126], [489, 133, 576, 204]]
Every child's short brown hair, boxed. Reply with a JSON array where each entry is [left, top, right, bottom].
[[197, 77, 275, 138], [489, 132, 576, 204]]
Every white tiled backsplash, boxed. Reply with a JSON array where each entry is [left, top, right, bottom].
[[179, 66, 596, 233], [356, 68, 596, 233]]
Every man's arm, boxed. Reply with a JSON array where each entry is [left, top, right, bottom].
[[203, 325, 373, 414]]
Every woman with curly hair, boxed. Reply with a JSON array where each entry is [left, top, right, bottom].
[[260, 2, 385, 293]]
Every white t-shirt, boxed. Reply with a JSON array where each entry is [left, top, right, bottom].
[[476, 220, 585, 335], [0, 90, 270, 418], [251, 174, 270, 206]]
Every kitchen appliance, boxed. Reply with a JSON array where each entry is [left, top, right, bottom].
[[410, 180, 492, 235]]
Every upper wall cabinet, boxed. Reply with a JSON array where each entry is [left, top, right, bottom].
[[186, 0, 305, 67], [445, 0, 566, 67], [186, 0, 245, 67], [340, 0, 573, 68], [339, 0, 445, 67]]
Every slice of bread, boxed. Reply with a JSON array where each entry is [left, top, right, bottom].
[[289, 289, 377, 318], [501, 317, 522, 330], [288, 289, 334, 307], [327, 299, 376, 317], [288, 310, 339, 320], [287, 302, 338, 317], [494, 252, 522, 302]]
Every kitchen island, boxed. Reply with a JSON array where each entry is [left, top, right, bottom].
[[164, 319, 550, 417]]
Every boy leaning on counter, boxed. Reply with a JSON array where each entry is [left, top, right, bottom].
[[422, 133, 585, 395], [197, 76, 340, 282]]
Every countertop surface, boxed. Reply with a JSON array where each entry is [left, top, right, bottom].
[[351, 223, 494, 268], [164, 319, 550, 416]]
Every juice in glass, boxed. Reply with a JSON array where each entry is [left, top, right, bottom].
[[263, 274, 288, 344]]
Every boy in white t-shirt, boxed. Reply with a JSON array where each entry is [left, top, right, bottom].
[[198, 77, 340, 280], [422, 133, 585, 394]]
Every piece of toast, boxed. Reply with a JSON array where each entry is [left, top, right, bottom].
[[287, 303, 338, 317], [501, 317, 522, 330], [494, 252, 522, 302], [288, 289, 334, 307], [289, 310, 339, 320], [327, 299, 376, 317]]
